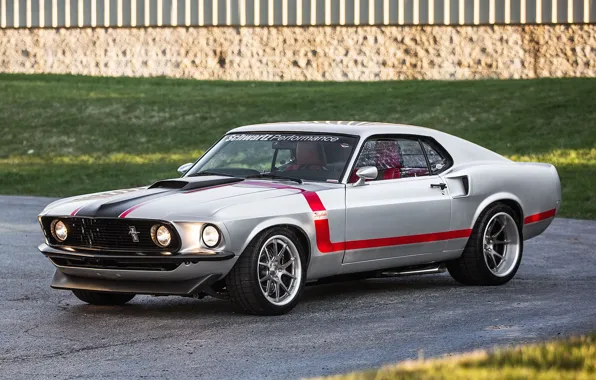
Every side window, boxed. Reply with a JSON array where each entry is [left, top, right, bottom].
[[351, 137, 430, 182], [396, 139, 430, 178], [421, 140, 451, 175]]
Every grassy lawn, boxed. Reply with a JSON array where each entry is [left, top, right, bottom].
[[0, 74, 594, 219], [316, 334, 596, 380]]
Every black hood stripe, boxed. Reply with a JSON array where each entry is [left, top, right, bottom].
[[75, 188, 175, 218], [73, 177, 244, 218]]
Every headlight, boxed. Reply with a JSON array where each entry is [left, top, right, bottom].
[[51, 220, 68, 242], [151, 225, 172, 247], [202, 225, 221, 248]]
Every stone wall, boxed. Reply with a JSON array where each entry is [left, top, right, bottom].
[[0, 25, 594, 80]]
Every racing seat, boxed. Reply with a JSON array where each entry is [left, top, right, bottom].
[[375, 140, 402, 180], [284, 142, 327, 171]]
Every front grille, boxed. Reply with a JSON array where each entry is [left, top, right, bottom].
[[41, 217, 181, 254]]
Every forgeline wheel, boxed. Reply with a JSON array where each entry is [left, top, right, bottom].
[[72, 290, 135, 305], [447, 203, 523, 286], [225, 227, 306, 315]]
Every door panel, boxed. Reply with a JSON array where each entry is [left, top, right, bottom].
[[344, 175, 452, 264]]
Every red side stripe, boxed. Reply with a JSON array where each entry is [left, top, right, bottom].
[[303, 191, 326, 212], [300, 190, 471, 254], [524, 208, 557, 224], [344, 228, 472, 251], [314, 219, 346, 253], [70, 206, 84, 216]]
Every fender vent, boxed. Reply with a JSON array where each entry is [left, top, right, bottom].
[[461, 176, 469, 195], [445, 175, 470, 198]]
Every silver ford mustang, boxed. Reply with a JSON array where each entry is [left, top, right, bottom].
[[38, 122, 561, 315]]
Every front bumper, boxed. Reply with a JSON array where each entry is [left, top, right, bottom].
[[51, 270, 221, 295], [39, 243, 239, 294]]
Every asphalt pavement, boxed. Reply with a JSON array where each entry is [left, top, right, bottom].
[[1, 195, 595, 379]]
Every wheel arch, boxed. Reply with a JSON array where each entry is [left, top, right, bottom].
[[472, 193, 525, 230], [241, 219, 312, 268]]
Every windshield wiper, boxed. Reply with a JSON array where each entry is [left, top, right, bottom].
[[188, 170, 238, 178], [246, 173, 303, 184]]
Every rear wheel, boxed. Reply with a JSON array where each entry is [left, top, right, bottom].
[[226, 227, 306, 315], [447, 203, 523, 285], [72, 290, 135, 305]]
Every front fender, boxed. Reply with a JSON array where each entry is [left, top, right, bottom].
[[234, 214, 314, 256]]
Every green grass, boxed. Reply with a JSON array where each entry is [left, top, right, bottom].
[[0, 74, 595, 218], [316, 334, 596, 380]]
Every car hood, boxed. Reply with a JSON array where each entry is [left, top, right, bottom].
[[41, 176, 327, 220]]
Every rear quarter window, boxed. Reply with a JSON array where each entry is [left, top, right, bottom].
[[421, 140, 453, 175]]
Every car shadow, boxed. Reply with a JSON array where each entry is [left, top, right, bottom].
[[300, 274, 460, 303], [60, 274, 461, 318]]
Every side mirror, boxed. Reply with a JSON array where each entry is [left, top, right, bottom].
[[353, 166, 378, 186], [177, 162, 194, 176]]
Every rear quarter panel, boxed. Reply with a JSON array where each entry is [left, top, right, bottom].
[[445, 161, 561, 241]]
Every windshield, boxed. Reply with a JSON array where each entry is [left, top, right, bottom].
[[187, 133, 359, 182]]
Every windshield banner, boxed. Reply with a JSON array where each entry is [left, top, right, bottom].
[[225, 134, 340, 142]]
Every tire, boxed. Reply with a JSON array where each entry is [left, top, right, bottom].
[[225, 227, 306, 315], [447, 203, 523, 286], [72, 290, 135, 305]]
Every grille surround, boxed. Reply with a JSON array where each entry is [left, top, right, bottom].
[[41, 217, 181, 254]]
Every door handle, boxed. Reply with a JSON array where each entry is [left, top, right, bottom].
[[430, 183, 447, 190]]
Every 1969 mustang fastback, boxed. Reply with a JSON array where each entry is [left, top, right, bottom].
[[39, 122, 561, 315]]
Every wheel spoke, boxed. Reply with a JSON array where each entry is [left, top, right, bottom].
[[279, 281, 290, 295], [492, 240, 510, 245], [491, 251, 504, 259], [259, 261, 269, 267], [264, 247, 273, 262], [485, 250, 497, 268], [265, 279, 272, 295], [281, 270, 296, 279], [280, 257, 295, 270], [275, 282, 280, 302], [491, 220, 506, 238], [270, 242, 279, 259], [260, 274, 271, 283], [275, 242, 288, 262]]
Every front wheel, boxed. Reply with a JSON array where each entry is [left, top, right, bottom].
[[447, 203, 523, 285], [72, 290, 135, 305], [226, 227, 306, 315]]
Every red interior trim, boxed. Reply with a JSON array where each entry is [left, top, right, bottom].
[[524, 208, 557, 224]]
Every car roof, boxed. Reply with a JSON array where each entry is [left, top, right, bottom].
[[228, 121, 510, 165], [229, 121, 440, 138]]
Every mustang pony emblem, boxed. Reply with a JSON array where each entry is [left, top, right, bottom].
[[128, 226, 140, 242]]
